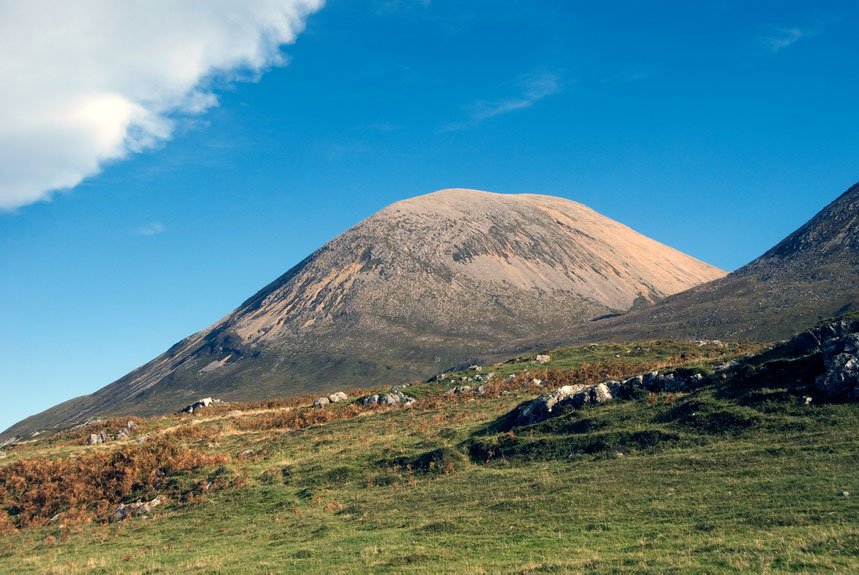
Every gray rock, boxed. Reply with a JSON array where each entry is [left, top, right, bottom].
[[114, 428, 129, 441], [840, 491, 850, 497], [570, 390, 591, 408], [815, 319, 859, 343], [447, 386, 473, 395], [380, 394, 401, 406], [108, 497, 161, 523], [816, 353, 859, 398], [536, 354, 551, 364], [624, 374, 644, 387], [786, 330, 820, 356], [362, 394, 380, 406], [477, 385, 488, 394], [590, 382, 613, 404], [530, 378, 544, 387], [714, 361, 738, 373], [328, 391, 348, 403], [87, 431, 108, 445], [313, 397, 330, 408], [814, 328, 859, 400], [513, 385, 588, 426]]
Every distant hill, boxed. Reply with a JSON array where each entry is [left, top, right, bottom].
[[4, 189, 724, 439], [516, 181, 859, 349]]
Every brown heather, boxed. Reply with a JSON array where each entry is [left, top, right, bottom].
[[0, 437, 228, 531]]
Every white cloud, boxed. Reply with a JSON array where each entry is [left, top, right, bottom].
[[0, 0, 324, 211], [442, 73, 561, 132], [136, 222, 166, 237], [761, 27, 807, 52]]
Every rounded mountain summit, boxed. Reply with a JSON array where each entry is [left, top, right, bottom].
[[6, 189, 726, 435]]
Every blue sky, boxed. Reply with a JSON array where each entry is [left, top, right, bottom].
[[1, 0, 858, 434]]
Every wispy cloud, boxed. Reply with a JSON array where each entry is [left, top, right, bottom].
[[442, 72, 561, 132], [760, 26, 812, 52], [135, 222, 166, 237], [0, 1, 324, 212]]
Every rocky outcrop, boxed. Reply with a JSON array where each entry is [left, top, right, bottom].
[[785, 319, 859, 357], [313, 397, 330, 408], [86, 431, 108, 445], [328, 392, 348, 403], [814, 324, 859, 401], [108, 497, 161, 523], [178, 397, 218, 415], [512, 369, 706, 426], [363, 389, 416, 407]]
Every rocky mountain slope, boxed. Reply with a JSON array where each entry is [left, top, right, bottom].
[[4, 189, 724, 438], [518, 181, 859, 348]]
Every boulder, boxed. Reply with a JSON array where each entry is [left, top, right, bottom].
[[328, 392, 348, 403], [476, 385, 488, 394], [313, 397, 330, 408], [447, 386, 472, 395], [513, 384, 589, 426], [86, 431, 108, 445], [530, 378, 544, 387], [362, 394, 380, 406], [786, 330, 821, 356], [108, 497, 161, 523], [815, 329, 859, 401], [536, 354, 551, 364], [590, 382, 613, 404], [379, 394, 401, 406], [114, 428, 129, 441]]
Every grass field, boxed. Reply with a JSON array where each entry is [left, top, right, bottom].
[[1, 340, 857, 573]]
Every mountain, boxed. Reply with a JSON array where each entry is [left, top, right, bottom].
[[517, 181, 859, 348], [4, 189, 725, 438]]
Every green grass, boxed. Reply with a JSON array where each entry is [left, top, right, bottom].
[[1, 340, 857, 573]]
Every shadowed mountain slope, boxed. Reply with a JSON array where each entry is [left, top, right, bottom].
[[4, 189, 725, 439], [512, 182, 859, 350]]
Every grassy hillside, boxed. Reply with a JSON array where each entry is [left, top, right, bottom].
[[1, 339, 857, 573]]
